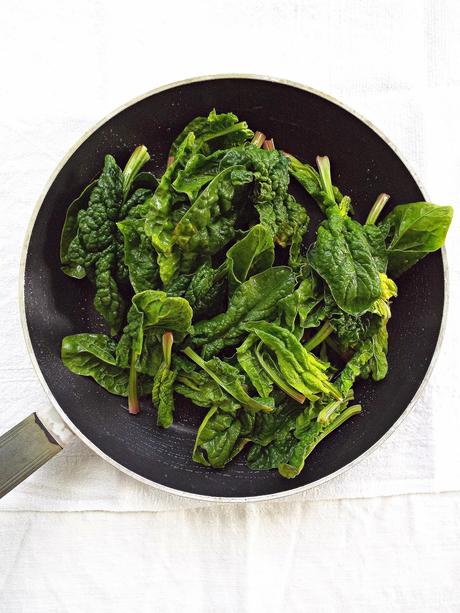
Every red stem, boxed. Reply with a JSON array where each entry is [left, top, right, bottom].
[[263, 138, 275, 151]]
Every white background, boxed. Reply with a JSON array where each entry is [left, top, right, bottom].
[[1, 1, 460, 611]]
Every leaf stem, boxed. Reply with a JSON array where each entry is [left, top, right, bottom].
[[251, 131, 266, 148], [128, 351, 140, 415], [304, 321, 334, 352], [366, 193, 390, 225], [316, 155, 336, 204], [122, 145, 150, 201], [262, 138, 275, 151], [255, 344, 306, 404], [162, 332, 174, 369], [320, 403, 362, 435]]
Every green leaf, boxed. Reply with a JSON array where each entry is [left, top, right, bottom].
[[172, 149, 227, 201], [285, 152, 343, 211], [175, 369, 240, 413], [173, 165, 253, 266], [145, 133, 195, 285], [60, 179, 98, 279], [309, 206, 381, 315], [192, 266, 296, 358], [335, 341, 374, 394], [62, 149, 150, 334], [236, 334, 273, 398], [245, 321, 341, 402], [192, 407, 243, 468], [169, 109, 253, 160], [62, 333, 152, 396], [122, 145, 150, 202], [247, 433, 297, 470], [380, 202, 453, 277], [117, 215, 159, 293], [220, 146, 308, 248], [184, 261, 227, 318], [226, 224, 274, 293], [362, 224, 388, 272], [183, 347, 273, 414], [278, 404, 362, 478], [152, 332, 177, 428], [135, 331, 163, 376], [277, 272, 322, 339]]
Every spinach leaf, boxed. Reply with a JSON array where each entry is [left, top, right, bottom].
[[245, 321, 341, 402], [309, 204, 381, 315], [193, 407, 244, 468], [117, 213, 159, 293], [360, 273, 398, 380], [285, 152, 343, 211], [135, 330, 162, 376], [335, 341, 374, 394], [247, 433, 298, 470], [236, 334, 273, 398], [173, 165, 253, 271], [145, 133, 195, 285], [226, 224, 274, 293], [183, 347, 273, 413], [362, 224, 388, 272], [172, 149, 227, 201], [131, 290, 193, 342], [152, 332, 177, 428], [60, 179, 98, 279], [62, 148, 150, 333], [380, 202, 453, 277], [184, 261, 227, 318], [278, 404, 362, 478], [62, 333, 152, 397], [277, 272, 322, 339], [169, 109, 253, 160], [192, 266, 296, 358], [175, 369, 240, 413], [248, 399, 300, 446], [117, 290, 192, 412], [221, 145, 308, 248], [130, 171, 158, 192]]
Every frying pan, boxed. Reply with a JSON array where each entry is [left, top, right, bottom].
[[0, 75, 447, 502]]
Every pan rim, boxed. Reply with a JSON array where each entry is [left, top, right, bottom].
[[18, 73, 449, 503]]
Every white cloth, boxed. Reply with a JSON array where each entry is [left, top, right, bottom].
[[1, 0, 459, 610], [1, 493, 459, 613]]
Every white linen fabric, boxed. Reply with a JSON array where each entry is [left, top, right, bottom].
[[0, 0, 459, 610], [1, 493, 459, 612]]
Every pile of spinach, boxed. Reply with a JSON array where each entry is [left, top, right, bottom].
[[60, 110, 453, 479]]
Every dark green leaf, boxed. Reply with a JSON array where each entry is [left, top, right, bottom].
[[62, 333, 152, 396], [192, 407, 242, 468], [192, 266, 296, 358], [309, 206, 381, 315], [245, 321, 341, 402], [236, 334, 273, 398], [380, 202, 453, 277], [60, 179, 98, 279], [117, 215, 159, 293], [226, 224, 274, 293], [183, 347, 273, 414]]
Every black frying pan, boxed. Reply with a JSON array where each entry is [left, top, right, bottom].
[[0, 76, 446, 501]]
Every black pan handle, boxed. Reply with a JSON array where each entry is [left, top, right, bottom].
[[0, 413, 63, 498]]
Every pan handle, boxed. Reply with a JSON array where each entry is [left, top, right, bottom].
[[0, 413, 63, 498]]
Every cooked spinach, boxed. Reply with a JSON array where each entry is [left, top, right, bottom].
[[380, 202, 453, 277], [60, 111, 452, 479]]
